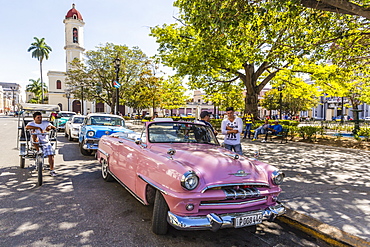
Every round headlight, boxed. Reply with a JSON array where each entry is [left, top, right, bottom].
[[271, 170, 285, 185], [181, 171, 199, 190], [87, 131, 95, 137]]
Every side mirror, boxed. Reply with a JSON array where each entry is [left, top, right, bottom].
[[135, 138, 142, 145]]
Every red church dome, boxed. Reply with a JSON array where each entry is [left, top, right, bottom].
[[65, 4, 83, 20]]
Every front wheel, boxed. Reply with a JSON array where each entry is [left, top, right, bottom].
[[20, 156, 25, 169], [152, 190, 169, 235], [68, 131, 72, 141], [37, 155, 43, 186], [79, 141, 91, 156]]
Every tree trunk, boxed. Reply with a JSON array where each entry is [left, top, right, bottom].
[[244, 94, 259, 119], [40, 60, 44, 104]]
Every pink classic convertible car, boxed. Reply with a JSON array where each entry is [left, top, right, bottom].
[[96, 119, 285, 235]]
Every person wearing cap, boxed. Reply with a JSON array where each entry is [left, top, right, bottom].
[[199, 111, 217, 136], [262, 120, 283, 143], [221, 107, 243, 155]]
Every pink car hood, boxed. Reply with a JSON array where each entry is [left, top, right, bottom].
[[149, 143, 269, 186]]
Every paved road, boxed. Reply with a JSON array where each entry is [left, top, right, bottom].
[[0, 116, 330, 247]]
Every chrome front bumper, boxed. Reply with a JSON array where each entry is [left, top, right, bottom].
[[167, 203, 285, 231], [82, 138, 100, 150]]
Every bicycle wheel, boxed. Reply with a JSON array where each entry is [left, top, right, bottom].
[[37, 155, 43, 186]]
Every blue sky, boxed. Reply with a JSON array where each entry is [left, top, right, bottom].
[[0, 0, 177, 91]]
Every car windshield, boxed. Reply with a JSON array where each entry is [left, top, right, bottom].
[[89, 116, 125, 127], [60, 112, 76, 117], [73, 117, 85, 124], [148, 122, 218, 144]]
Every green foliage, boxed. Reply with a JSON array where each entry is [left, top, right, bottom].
[[203, 84, 245, 112], [66, 43, 189, 114], [286, 125, 299, 140], [27, 37, 52, 62], [26, 78, 48, 103], [358, 127, 370, 141], [151, 0, 362, 117], [160, 76, 190, 111], [261, 75, 320, 116], [27, 37, 52, 103], [298, 126, 322, 141]]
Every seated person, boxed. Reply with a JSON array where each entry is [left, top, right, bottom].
[[251, 119, 270, 141], [261, 120, 283, 143], [25, 112, 57, 177]]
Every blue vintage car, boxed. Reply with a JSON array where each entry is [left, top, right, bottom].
[[79, 114, 132, 155]]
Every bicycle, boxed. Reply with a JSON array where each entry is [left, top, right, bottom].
[[30, 131, 55, 186]]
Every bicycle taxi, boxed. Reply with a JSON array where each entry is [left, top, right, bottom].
[[17, 103, 59, 186]]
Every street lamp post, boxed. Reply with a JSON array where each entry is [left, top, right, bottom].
[[278, 86, 283, 120], [340, 96, 344, 124], [114, 58, 121, 115], [66, 90, 71, 111]]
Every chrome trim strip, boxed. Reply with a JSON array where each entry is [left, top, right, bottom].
[[200, 197, 267, 206], [167, 203, 285, 231], [138, 175, 168, 195], [201, 183, 269, 193], [97, 148, 109, 158], [109, 172, 146, 205]]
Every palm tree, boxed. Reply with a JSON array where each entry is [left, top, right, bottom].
[[27, 37, 52, 104], [26, 78, 48, 103]]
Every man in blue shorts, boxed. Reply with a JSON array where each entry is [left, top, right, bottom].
[[26, 112, 57, 177]]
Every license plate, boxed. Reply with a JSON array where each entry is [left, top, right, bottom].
[[234, 213, 263, 228]]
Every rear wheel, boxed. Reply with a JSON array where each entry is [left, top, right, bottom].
[[152, 190, 169, 235], [79, 141, 90, 156], [20, 156, 25, 169], [37, 155, 43, 186]]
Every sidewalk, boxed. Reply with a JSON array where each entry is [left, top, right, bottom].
[[240, 138, 370, 247]]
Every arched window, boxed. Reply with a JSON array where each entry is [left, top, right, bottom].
[[73, 14, 77, 19], [73, 28, 78, 43], [56, 80, 62, 89]]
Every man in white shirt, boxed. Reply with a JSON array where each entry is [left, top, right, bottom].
[[221, 107, 243, 155], [26, 112, 57, 177]]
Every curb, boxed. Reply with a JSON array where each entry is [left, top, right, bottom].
[[277, 208, 370, 247]]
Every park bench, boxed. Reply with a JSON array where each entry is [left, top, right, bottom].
[[268, 128, 289, 143], [250, 128, 289, 144]]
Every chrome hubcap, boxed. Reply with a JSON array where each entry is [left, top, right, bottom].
[[102, 160, 108, 178]]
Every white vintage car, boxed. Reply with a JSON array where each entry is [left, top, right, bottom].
[[64, 115, 86, 141]]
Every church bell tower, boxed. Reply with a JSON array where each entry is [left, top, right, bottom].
[[63, 4, 85, 71]]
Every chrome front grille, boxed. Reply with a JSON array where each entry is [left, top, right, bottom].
[[223, 187, 260, 200]]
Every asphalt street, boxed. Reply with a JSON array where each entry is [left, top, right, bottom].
[[0, 116, 330, 247]]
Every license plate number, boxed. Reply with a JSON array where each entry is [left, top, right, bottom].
[[234, 213, 263, 228]]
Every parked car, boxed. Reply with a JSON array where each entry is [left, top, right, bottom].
[[54, 111, 76, 131], [96, 119, 285, 235], [365, 117, 370, 121], [65, 115, 86, 141], [79, 114, 130, 155]]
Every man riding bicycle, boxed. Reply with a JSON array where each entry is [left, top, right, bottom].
[[25, 112, 57, 177]]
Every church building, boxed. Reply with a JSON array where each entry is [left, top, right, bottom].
[[47, 4, 113, 114]]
